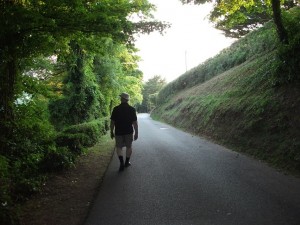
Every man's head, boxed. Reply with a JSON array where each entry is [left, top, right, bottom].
[[119, 92, 130, 102]]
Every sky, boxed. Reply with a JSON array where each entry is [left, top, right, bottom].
[[134, 0, 236, 82]]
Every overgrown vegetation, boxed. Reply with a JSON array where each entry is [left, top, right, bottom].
[[136, 75, 166, 113], [0, 1, 168, 224], [19, 134, 115, 225], [153, 7, 300, 174], [156, 20, 278, 104]]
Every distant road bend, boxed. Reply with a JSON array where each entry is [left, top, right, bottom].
[[85, 113, 300, 225]]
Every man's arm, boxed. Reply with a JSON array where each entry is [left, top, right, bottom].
[[110, 120, 115, 139], [133, 120, 138, 140]]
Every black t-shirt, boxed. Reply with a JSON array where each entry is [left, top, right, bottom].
[[110, 102, 137, 135]]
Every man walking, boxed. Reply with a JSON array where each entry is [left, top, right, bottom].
[[110, 93, 138, 171]]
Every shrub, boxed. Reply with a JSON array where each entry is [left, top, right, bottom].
[[0, 155, 13, 224], [39, 146, 75, 172], [56, 133, 89, 154], [56, 118, 108, 154], [11, 153, 47, 198], [0, 156, 19, 225]]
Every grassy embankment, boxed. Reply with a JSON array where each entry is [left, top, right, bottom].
[[152, 8, 300, 174]]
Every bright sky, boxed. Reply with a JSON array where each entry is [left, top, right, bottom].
[[135, 0, 235, 82]]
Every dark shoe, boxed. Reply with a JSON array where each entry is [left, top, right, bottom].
[[119, 163, 125, 171], [124, 162, 131, 167], [125, 157, 131, 167]]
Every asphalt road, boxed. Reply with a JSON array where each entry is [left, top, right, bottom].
[[84, 114, 300, 225]]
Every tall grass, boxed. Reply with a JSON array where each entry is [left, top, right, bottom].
[[157, 21, 278, 105], [153, 7, 300, 174]]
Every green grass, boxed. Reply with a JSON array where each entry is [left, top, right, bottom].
[[152, 46, 300, 176], [153, 8, 300, 175], [87, 133, 115, 155]]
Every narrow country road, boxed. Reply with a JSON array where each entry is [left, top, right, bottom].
[[84, 114, 300, 225]]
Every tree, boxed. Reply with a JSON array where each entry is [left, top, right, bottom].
[[137, 75, 166, 112], [0, 2, 169, 222], [91, 37, 143, 114], [0, 0, 168, 152], [180, 0, 297, 42], [271, 0, 289, 44], [49, 40, 102, 129]]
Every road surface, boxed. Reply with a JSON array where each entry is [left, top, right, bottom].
[[84, 114, 300, 225]]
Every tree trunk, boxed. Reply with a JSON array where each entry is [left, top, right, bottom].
[[271, 0, 289, 44], [0, 40, 17, 154]]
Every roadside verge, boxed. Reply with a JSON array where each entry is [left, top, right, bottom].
[[20, 135, 115, 225]]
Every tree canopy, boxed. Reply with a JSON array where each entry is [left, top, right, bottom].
[[0, 1, 168, 223], [137, 75, 166, 113], [0, 0, 168, 120], [180, 0, 298, 41]]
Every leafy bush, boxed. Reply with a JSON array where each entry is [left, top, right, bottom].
[[0, 156, 17, 225], [11, 153, 47, 198], [0, 96, 61, 223], [56, 118, 108, 154], [40, 146, 75, 172], [56, 133, 89, 155]]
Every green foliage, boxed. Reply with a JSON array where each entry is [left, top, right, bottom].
[[92, 40, 125, 116], [0, 0, 167, 143], [4, 99, 58, 196], [56, 119, 108, 155], [158, 8, 300, 105], [40, 146, 75, 172], [137, 75, 166, 112], [5, 99, 54, 159], [91, 37, 144, 110], [0, 156, 18, 225], [0, 0, 167, 59], [180, 0, 298, 38], [153, 51, 300, 173], [157, 20, 278, 105], [0, 156, 10, 204], [209, 0, 273, 38], [153, 8, 300, 174], [0, 1, 167, 223], [49, 41, 102, 128], [0, 95, 62, 224]]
